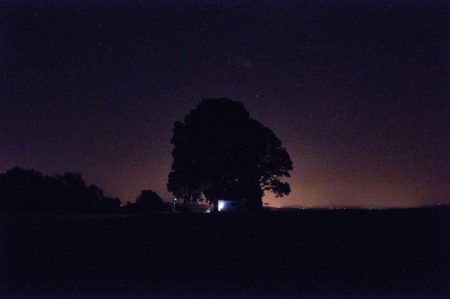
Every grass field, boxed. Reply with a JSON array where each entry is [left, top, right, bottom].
[[1, 208, 449, 298]]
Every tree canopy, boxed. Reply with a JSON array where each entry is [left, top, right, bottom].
[[167, 98, 293, 211], [0, 167, 120, 214], [123, 190, 168, 214]]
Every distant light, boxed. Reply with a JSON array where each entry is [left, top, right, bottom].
[[218, 201, 225, 212]]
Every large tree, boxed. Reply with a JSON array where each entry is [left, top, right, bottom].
[[167, 98, 293, 211]]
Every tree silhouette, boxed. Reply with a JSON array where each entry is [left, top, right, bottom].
[[133, 190, 167, 213], [0, 167, 120, 214], [168, 98, 293, 211], [0, 167, 47, 213]]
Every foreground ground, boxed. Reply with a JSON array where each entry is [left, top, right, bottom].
[[1, 208, 449, 298]]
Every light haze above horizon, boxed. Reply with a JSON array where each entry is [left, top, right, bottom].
[[1, 1, 449, 208]]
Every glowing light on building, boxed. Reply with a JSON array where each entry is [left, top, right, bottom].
[[218, 201, 225, 211]]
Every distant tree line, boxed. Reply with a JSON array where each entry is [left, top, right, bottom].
[[0, 167, 169, 215]]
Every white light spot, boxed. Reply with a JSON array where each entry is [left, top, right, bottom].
[[218, 201, 225, 212]]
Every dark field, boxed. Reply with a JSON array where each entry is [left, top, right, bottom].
[[1, 208, 449, 298]]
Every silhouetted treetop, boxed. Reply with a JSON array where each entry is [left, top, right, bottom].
[[168, 98, 293, 211], [0, 167, 120, 214], [123, 190, 169, 214], [136, 190, 167, 211]]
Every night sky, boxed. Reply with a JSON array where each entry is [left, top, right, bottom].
[[1, 1, 449, 208]]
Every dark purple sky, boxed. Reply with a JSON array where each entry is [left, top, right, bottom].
[[1, 1, 449, 207]]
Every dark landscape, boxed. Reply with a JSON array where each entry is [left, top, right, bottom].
[[1, 208, 449, 298], [1, 1, 449, 298]]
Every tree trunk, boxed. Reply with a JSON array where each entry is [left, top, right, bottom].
[[213, 198, 219, 213], [206, 189, 219, 213]]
